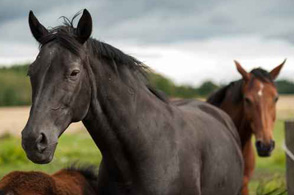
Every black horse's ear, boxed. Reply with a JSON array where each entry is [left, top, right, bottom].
[[234, 60, 250, 81], [270, 59, 286, 80], [28, 11, 48, 42], [76, 9, 92, 44]]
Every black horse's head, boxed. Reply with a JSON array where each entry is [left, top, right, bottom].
[[22, 10, 93, 164]]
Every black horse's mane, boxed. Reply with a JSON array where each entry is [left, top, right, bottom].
[[35, 13, 168, 102], [207, 68, 274, 106], [38, 13, 145, 74]]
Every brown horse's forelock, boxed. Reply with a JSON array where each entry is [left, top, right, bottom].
[[250, 68, 274, 83]]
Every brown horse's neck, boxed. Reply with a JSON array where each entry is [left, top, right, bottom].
[[220, 101, 253, 149]]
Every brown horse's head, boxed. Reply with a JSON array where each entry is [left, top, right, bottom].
[[0, 165, 98, 195], [234, 60, 285, 157]]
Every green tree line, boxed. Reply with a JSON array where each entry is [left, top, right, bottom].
[[0, 64, 293, 106]]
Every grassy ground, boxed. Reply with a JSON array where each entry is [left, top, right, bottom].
[[0, 120, 288, 194]]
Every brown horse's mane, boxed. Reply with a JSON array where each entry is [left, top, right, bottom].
[[207, 68, 274, 106]]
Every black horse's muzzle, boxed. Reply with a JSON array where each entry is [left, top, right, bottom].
[[21, 130, 57, 164], [255, 140, 275, 157]]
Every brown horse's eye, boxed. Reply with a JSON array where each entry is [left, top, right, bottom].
[[244, 97, 252, 105], [274, 96, 279, 103], [70, 70, 80, 77]]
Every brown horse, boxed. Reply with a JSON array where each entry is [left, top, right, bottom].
[[0, 165, 98, 195], [207, 60, 285, 195]]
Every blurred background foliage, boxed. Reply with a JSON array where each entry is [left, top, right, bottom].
[[1, 64, 293, 106], [0, 65, 31, 106]]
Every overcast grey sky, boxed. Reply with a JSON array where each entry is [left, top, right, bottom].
[[0, 0, 293, 85]]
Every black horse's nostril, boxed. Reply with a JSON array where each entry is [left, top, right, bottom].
[[36, 133, 48, 153]]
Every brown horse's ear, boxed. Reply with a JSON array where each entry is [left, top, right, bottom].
[[234, 60, 250, 81], [28, 11, 48, 42], [270, 59, 286, 80], [76, 9, 92, 44]]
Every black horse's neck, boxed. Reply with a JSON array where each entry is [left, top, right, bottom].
[[82, 55, 169, 187]]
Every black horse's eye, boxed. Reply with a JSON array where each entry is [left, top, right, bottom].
[[244, 97, 252, 105], [70, 70, 80, 77]]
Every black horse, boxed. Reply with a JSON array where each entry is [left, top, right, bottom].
[[21, 10, 243, 195]]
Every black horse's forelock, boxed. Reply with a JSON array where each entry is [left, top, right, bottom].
[[39, 26, 82, 56], [38, 12, 82, 56]]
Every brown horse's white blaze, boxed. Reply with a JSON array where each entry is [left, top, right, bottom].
[[235, 60, 284, 157]]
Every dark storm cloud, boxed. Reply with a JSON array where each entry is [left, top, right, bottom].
[[1, 0, 294, 44]]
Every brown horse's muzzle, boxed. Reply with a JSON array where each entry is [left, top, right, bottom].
[[255, 140, 275, 157]]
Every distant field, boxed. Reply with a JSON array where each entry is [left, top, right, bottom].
[[0, 106, 85, 136], [0, 95, 292, 136], [276, 95, 294, 120]]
